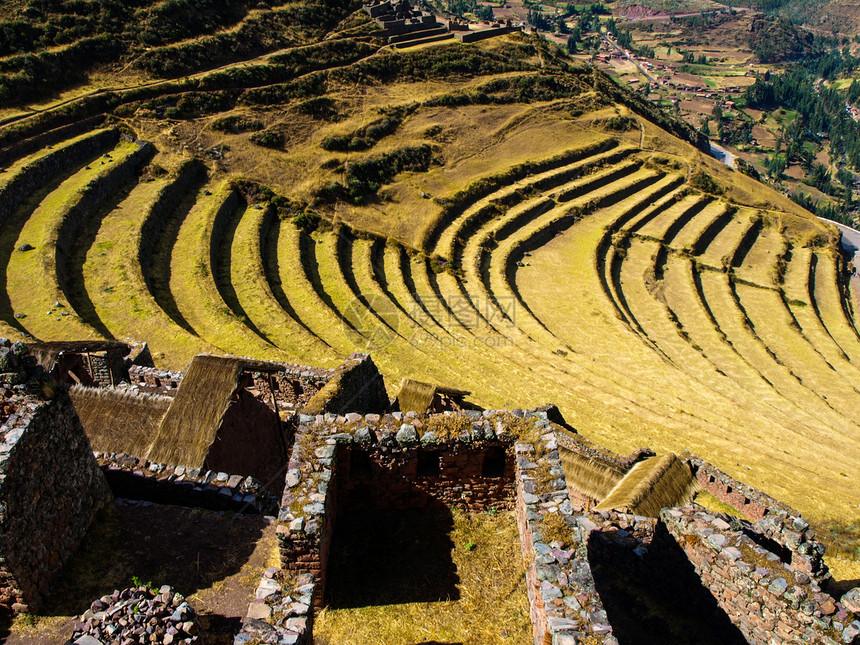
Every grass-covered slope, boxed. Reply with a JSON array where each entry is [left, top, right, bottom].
[[0, 17, 857, 530]]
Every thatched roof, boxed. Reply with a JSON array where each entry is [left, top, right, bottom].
[[144, 355, 244, 467], [31, 340, 130, 370], [396, 379, 470, 413], [70, 385, 171, 456], [559, 447, 626, 502], [594, 453, 698, 518]]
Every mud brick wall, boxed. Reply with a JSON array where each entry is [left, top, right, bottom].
[[0, 389, 111, 612], [662, 506, 859, 645], [96, 452, 278, 514], [681, 452, 828, 581], [514, 412, 618, 645]]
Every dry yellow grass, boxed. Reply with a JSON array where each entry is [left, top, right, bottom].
[[313, 509, 531, 645], [0, 33, 856, 530]]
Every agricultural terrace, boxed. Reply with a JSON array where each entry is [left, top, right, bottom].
[[0, 14, 857, 545]]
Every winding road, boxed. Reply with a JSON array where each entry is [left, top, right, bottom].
[[820, 217, 860, 305]]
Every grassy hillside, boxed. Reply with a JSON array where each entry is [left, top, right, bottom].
[[0, 4, 858, 542]]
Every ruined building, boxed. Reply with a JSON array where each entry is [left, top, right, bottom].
[[0, 339, 857, 645]]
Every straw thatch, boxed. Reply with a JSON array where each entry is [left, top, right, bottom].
[[559, 447, 626, 501], [30, 340, 130, 371], [144, 355, 244, 467], [70, 385, 171, 456], [395, 378, 470, 413], [594, 453, 698, 518]]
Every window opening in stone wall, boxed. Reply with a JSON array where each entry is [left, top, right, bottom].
[[482, 445, 506, 477], [417, 450, 441, 477]]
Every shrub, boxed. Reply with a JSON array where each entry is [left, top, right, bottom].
[[690, 170, 724, 195], [317, 144, 436, 205], [250, 130, 283, 148], [294, 96, 339, 120], [294, 211, 321, 233], [211, 115, 264, 133]]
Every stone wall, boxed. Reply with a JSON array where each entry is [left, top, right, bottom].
[[662, 506, 860, 645], [276, 420, 336, 607], [0, 344, 112, 612], [128, 365, 183, 396], [247, 365, 332, 413], [682, 452, 828, 582], [458, 25, 520, 42], [0, 115, 105, 168], [137, 159, 206, 298], [96, 451, 278, 514], [514, 413, 618, 645], [86, 348, 129, 387], [302, 353, 388, 415], [235, 570, 315, 645], [277, 410, 520, 610], [54, 140, 154, 306]]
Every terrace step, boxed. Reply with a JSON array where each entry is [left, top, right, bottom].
[[82, 162, 215, 361], [169, 184, 283, 360], [5, 139, 146, 341], [230, 204, 337, 366]]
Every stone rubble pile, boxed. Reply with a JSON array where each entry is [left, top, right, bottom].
[[66, 586, 200, 645], [234, 568, 315, 645]]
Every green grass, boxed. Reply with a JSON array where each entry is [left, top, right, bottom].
[[6, 140, 140, 341], [229, 204, 337, 366], [81, 166, 216, 365], [169, 182, 286, 363]]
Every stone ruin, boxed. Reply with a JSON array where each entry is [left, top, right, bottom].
[[0, 339, 857, 645], [363, 0, 449, 46], [0, 339, 111, 613]]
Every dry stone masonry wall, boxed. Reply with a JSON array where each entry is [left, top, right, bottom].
[[235, 569, 315, 645], [514, 412, 618, 645], [682, 452, 828, 581], [663, 506, 860, 645], [0, 127, 119, 226], [273, 409, 523, 642], [96, 451, 278, 514], [127, 365, 183, 396], [0, 341, 111, 612], [301, 353, 388, 416]]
